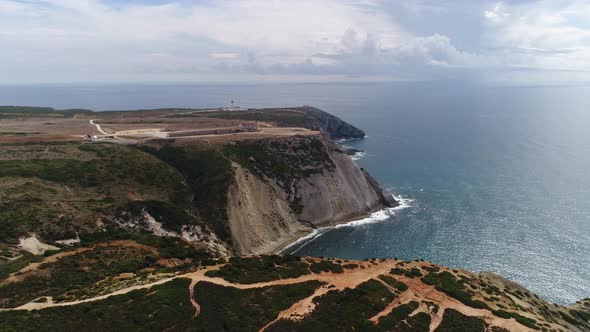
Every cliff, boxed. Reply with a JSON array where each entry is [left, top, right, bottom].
[[1, 107, 589, 332], [0, 107, 390, 257], [293, 106, 366, 139], [224, 135, 397, 254]]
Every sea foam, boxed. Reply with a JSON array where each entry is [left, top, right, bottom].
[[351, 151, 366, 161], [282, 194, 413, 254]]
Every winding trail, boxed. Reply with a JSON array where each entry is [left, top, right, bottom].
[[189, 278, 200, 318], [1, 248, 93, 286], [0, 260, 536, 332], [89, 119, 108, 135]]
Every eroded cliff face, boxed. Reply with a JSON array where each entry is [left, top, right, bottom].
[[225, 135, 397, 255], [81, 134, 397, 256], [226, 164, 311, 255], [296, 150, 382, 226]]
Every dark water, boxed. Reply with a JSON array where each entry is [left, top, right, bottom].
[[2, 82, 589, 304]]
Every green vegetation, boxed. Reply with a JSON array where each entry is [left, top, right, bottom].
[[178, 280, 321, 332], [309, 260, 344, 274], [269, 279, 395, 331], [423, 265, 440, 273], [422, 271, 489, 310], [202, 109, 318, 130], [378, 274, 409, 292], [222, 137, 334, 212], [123, 200, 199, 234], [81, 231, 209, 261], [223, 137, 333, 183], [0, 132, 40, 136], [0, 278, 194, 331], [0, 106, 93, 117], [434, 309, 488, 332], [492, 310, 540, 330], [570, 309, 590, 325], [390, 267, 423, 278], [407, 312, 432, 331], [205, 255, 310, 283], [0, 143, 188, 241], [376, 301, 419, 330], [0, 254, 44, 279], [0, 234, 209, 308], [139, 145, 234, 242]]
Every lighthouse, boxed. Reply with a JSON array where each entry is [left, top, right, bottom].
[[225, 100, 240, 111]]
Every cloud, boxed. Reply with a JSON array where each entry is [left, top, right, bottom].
[[479, 0, 590, 76], [210, 53, 240, 60], [0, 0, 589, 83], [395, 34, 483, 68], [484, 3, 509, 25], [0, 0, 414, 81]]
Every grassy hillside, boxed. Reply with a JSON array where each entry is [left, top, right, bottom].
[[0, 136, 342, 250], [0, 233, 211, 308], [138, 144, 235, 243], [0, 278, 195, 332], [0, 143, 193, 242], [0, 106, 93, 117], [0, 111, 588, 331], [0, 255, 587, 331]]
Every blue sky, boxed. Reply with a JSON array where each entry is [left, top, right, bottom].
[[1, 0, 590, 84]]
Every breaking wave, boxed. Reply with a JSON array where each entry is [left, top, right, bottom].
[[282, 194, 413, 254]]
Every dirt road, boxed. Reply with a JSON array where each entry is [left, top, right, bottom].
[[89, 119, 108, 135], [0, 260, 535, 332]]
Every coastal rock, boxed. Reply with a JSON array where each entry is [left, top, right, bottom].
[[295, 106, 366, 139], [296, 148, 384, 226], [226, 135, 397, 254], [227, 163, 312, 255]]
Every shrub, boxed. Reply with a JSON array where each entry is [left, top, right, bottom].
[[422, 271, 489, 310], [377, 301, 419, 330], [378, 275, 409, 292], [205, 255, 310, 283], [390, 267, 423, 278], [309, 260, 343, 274], [435, 308, 487, 332]]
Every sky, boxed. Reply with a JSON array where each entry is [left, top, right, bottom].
[[1, 0, 590, 84]]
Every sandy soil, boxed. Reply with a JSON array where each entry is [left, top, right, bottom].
[[173, 127, 320, 144], [17, 235, 59, 255], [1, 111, 319, 145], [0, 259, 537, 332], [2, 240, 158, 286]]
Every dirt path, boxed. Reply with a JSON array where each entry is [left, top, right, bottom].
[[0, 260, 536, 332], [367, 272, 535, 332], [1, 248, 93, 286], [2, 241, 157, 286], [0, 261, 393, 312], [89, 119, 108, 135], [259, 284, 332, 332], [189, 278, 200, 318], [1, 276, 178, 311]]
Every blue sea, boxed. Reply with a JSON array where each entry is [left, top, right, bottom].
[[2, 82, 589, 305]]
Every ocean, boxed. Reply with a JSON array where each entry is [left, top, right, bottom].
[[2, 82, 589, 304]]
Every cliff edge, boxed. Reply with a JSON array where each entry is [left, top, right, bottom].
[[224, 135, 397, 254], [293, 106, 366, 139]]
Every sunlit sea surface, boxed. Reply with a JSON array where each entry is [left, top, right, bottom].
[[2, 82, 589, 304]]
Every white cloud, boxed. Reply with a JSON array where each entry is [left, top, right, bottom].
[[396, 34, 484, 68], [483, 1, 590, 50], [0, 0, 589, 83], [210, 53, 240, 60], [0, 0, 415, 82], [484, 2, 509, 25], [480, 0, 590, 77]]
